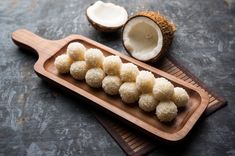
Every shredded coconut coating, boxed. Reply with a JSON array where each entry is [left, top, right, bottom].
[[139, 94, 158, 112], [172, 87, 189, 107], [136, 70, 155, 93], [103, 55, 122, 75], [54, 54, 73, 74], [85, 68, 105, 88], [70, 61, 88, 80], [67, 42, 86, 61], [102, 76, 122, 95], [119, 82, 140, 104], [156, 101, 177, 122], [85, 48, 104, 68], [120, 63, 139, 82], [153, 77, 174, 100]]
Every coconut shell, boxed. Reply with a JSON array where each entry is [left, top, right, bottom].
[[122, 11, 176, 63], [86, 10, 124, 32]]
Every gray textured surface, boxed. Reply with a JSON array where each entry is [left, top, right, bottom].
[[0, 0, 235, 155]]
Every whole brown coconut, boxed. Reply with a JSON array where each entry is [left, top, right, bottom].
[[122, 11, 176, 63]]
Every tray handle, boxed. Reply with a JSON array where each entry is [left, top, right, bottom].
[[11, 29, 67, 57]]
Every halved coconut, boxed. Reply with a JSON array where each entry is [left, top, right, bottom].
[[86, 1, 128, 32], [122, 11, 176, 62]]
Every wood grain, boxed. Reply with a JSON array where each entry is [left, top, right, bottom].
[[12, 29, 209, 142]]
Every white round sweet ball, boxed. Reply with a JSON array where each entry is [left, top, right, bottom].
[[136, 70, 155, 93], [172, 87, 189, 107], [85, 48, 104, 69], [102, 76, 122, 95], [139, 94, 158, 112], [156, 101, 178, 122], [85, 68, 105, 88], [153, 77, 174, 101], [119, 82, 140, 104], [70, 61, 88, 80], [67, 42, 86, 61], [54, 54, 73, 74], [103, 55, 122, 75], [120, 63, 139, 82]]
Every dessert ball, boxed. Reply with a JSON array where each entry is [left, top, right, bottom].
[[172, 87, 189, 107], [103, 55, 122, 75], [153, 77, 174, 100], [119, 82, 140, 104], [120, 63, 139, 82], [102, 76, 122, 95], [85, 48, 104, 68], [85, 68, 105, 88], [139, 94, 158, 112], [136, 70, 155, 93], [156, 101, 178, 122], [67, 42, 86, 61], [70, 61, 88, 80], [54, 54, 73, 74]]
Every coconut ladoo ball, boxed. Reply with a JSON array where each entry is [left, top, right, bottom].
[[85, 48, 104, 69], [139, 94, 158, 112], [172, 87, 189, 107], [54, 54, 73, 74], [85, 68, 105, 88], [120, 63, 139, 82], [102, 76, 122, 95], [136, 70, 155, 93], [103, 55, 122, 75], [67, 42, 86, 61], [156, 101, 178, 122], [153, 77, 174, 101], [119, 82, 140, 104], [70, 61, 88, 80]]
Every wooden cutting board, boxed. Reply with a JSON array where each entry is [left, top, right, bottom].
[[12, 29, 209, 142]]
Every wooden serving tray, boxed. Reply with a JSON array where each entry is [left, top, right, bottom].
[[12, 29, 209, 142]]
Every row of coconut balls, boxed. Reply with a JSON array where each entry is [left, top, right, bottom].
[[54, 42, 190, 122]]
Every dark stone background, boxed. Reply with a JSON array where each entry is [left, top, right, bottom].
[[0, 0, 234, 155]]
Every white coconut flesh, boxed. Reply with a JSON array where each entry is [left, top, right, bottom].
[[123, 17, 163, 61], [87, 1, 128, 28]]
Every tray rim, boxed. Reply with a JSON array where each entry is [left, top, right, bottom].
[[33, 35, 209, 142]]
